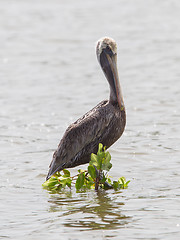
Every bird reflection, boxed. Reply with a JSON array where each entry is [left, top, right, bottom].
[[47, 191, 131, 230]]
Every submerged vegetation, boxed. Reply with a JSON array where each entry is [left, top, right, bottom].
[[42, 143, 130, 192]]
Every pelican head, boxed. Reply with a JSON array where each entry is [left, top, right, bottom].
[[96, 37, 124, 109]]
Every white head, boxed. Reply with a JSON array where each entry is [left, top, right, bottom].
[[96, 37, 117, 63]]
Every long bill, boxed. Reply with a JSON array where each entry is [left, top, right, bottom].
[[99, 50, 124, 109]]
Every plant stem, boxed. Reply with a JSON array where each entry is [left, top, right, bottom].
[[95, 169, 101, 191], [95, 176, 99, 191]]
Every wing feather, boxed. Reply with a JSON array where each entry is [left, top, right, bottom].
[[46, 100, 113, 179]]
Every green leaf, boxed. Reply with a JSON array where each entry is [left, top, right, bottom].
[[88, 165, 97, 179], [54, 171, 61, 177], [60, 179, 67, 188], [75, 172, 85, 190], [100, 172, 107, 184], [97, 155, 103, 169], [107, 177, 112, 185], [90, 153, 98, 167], [60, 178, 72, 188], [42, 177, 62, 192], [97, 143, 103, 154], [62, 169, 70, 177], [66, 178, 72, 188], [58, 176, 72, 188], [102, 151, 112, 171], [42, 178, 59, 188], [112, 180, 119, 191], [84, 175, 95, 189], [118, 177, 130, 189], [102, 161, 112, 171], [105, 151, 111, 162], [126, 180, 131, 186]]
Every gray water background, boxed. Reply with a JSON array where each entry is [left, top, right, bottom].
[[0, 0, 180, 239]]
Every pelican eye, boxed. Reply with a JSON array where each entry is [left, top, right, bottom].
[[104, 45, 113, 57]]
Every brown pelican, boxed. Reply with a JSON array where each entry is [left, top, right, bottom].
[[46, 37, 126, 180]]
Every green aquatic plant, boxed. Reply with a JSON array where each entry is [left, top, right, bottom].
[[42, 143, 130, 192]]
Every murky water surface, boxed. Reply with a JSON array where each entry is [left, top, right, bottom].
[[0, 0, 180, 239]]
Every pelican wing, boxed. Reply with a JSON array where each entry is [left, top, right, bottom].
[[46, 101, 113, 179]]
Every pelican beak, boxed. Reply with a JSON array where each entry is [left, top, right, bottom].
[[99, 49, 124, 109]]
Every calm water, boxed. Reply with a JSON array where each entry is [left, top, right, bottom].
[[0, 0, 180, 239]]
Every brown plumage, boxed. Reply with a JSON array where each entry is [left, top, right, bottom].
[[46, 37, 126, 180]]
